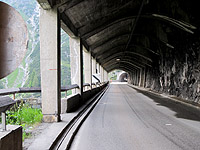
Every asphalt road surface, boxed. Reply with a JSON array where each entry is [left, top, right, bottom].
[[70, 83, 200, 150]]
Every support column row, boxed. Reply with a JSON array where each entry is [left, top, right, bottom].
[[40, 8, 109, 123]]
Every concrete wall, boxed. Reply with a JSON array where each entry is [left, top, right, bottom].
[[61, 83, 108, 113], [0, 125, 22, 150], [61, 94, 81, 113]]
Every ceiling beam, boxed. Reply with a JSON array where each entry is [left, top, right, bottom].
[[97, 45, 154, 64], [37, 0, 52, 9], [92, 35, 129, 54], [60, 12, 79, 37], [92, 34, 129, 53], [58, 0, 85, 13], [82, 17, 133, 40], [95, 43, 159, 61], [98, 51, 152, 67], [89, 32, 130, 50], [107, 62, 139, 73], [103, 58, 144, 69], [99, 53, 152, 67], [79, 14, 196, 40]]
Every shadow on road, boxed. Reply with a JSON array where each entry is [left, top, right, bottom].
[[131, 87, 200, 122]]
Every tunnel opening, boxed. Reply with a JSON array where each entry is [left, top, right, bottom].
[[108, 70, 129, 82]]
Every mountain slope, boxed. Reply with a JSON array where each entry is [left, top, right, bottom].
[[0, 0, 71, 88]]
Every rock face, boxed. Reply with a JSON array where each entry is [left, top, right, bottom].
[[145, 39, 200, 103]]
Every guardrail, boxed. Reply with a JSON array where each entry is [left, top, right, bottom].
[[0, 84, 79, 99], [0, 81, 109, 131], [0, 82, 104, 99]]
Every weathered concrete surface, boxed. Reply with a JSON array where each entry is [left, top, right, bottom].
[[61, 94, 80, 113], [40, 8, 60, 122], [82, 90, 91, 102], [0, 125, 22, 150], [100, 66, 104, 82], [104, 70, 108, 82], [92, 58, 96, 74], [61, 82, 108, 113]]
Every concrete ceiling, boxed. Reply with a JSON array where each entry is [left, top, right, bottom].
[[37, 0, 199, 73]]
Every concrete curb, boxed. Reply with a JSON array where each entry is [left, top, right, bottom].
[[28, 85, 109, 150]]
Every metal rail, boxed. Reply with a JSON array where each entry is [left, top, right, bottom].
[[0, 84, 79, 96], [0, 82, 107, 131], [0, 96, 19, 131], [0, 82, 102, 98]]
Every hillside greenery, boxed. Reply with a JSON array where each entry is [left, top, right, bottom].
[[0, 101, 43, 141], [0, 0, 71, 90]]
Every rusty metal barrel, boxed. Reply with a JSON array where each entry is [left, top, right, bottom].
[[0, 2, 28, 79]]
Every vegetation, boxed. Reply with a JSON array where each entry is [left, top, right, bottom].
[[1, 101, 43, 141], [0, 0, 71, 90], [109, 70, 123, 81], [61, 29, 71, 86], [0, 1, 72, 143]]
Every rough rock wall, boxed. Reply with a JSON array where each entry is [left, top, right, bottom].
[[145, 41, 200, 103]]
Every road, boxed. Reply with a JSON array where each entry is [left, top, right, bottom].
[[70, 83, 200, 150]]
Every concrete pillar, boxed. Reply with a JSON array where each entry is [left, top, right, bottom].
[[91, 58, 96, 87], [132, 72, 135, 85], [129, 72, 133, 84], [139, 68, 142, 87], [106, 71, 108, 81], [139, 68, 145, 87], [127, 73, 131, 84], [104, 70, 108, 82], [40, 8, 61, 122], [144, 67, 146, 87], [100, 66, 104, 82], [70, 37, 83, 96], [134, 71, 137, 85], [92, 58, 96, 75], [136, 70, 139, 85], [137, 70, 140, 85], [83, 48, 92, 87], [97, 63, 100, 74]]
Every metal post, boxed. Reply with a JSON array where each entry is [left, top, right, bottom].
[[2, 112, 6, 131], [80, 38, 83, 100], [57, 10, 61, 122], [90, 53, 93, 89]]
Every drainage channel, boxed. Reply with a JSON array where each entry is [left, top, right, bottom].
[[49, 85, 109, 150]]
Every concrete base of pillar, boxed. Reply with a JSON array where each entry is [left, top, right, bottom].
[[0, 125, 22, 150], [43, 115, 61, 123]]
